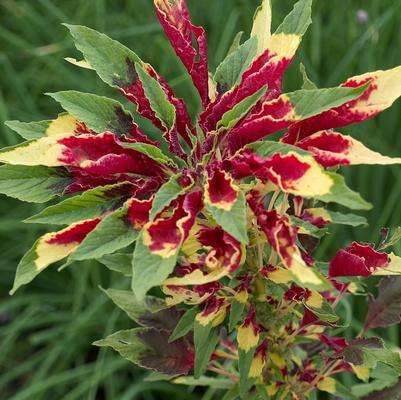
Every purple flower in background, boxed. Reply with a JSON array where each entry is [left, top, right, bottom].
[[356, 9, 369, 24]]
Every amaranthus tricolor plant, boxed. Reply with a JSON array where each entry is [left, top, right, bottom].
[[3, 0, 401, 398]]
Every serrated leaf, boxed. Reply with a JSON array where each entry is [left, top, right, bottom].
[[287, 84, 370, 120], [135, 63, 175, 130], [315, 172, 372, 210], [206, 190, 248, 245], [96, 253, 132, 276], [352, 363, 399, 398], [275, 0, 312, 36], [93, 328, 147, 363], [169, 307, 198, 343], [70, 207, 138, 260], [364, 277, 401, 330], [26, 183, 130, 225], [0, 165, 72, 203], [65, 24, 142, 87], [132, 232, 179, 301], [193, 321, 220, 378], [361, 379, 401, 400], [214, 37, 258, 93], [94, 327, 194, 375], [48, 91, 135, 136], [150, 174, 187, 220], [217, 86, 267, 132], [336, 337, 401, 373]]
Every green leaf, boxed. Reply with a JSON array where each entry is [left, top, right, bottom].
[[287, 84, 370, 120], [364, 277, 401, 331], [144, 372, 178, 382], [70, 207, 138, 260], [275, 0, 312, 36], [238, 348, 256, 398], [217, 86, 267, 132], [248, 140, 310, 157], [328, 211, 367, 227], [227, 31, 244, 56], [101, 288, 182, 331], [289, 216, 327, 238], [26, 183, 130, 225], [251, 0, 272, 56], [222, 385, 240, 400], [206, 190, 248, 244], [101, 287, 148, 322], [303, 297, 339, 324], [336, 338, 401, 374], [94, 327, 194, 375], [97, 253, 132, 276], [5, 119, 51, 140], [353, 363, 399, 398], [315, 172, 372, 210], [150, 174, 188, 220], [169, 307, 198, 343], [48, 91, 135, 136], [135, 63, 175, 130], [0, 165, 72, 203], [120, 142, 174, 166], [93, 328, 147, 364], [329, 380, 359, 400], [173, 376, 232, 389], [193, 321, 220, 378], [361, 378, 401, 400], [64, 24, 142, 87], [132, 232, 179, 301], [214, 37, 258, 93], [299, 63, 317, 90], [10, 226, 81, 295], [380, 227, 401, 250], [229, 300, 245, 332]]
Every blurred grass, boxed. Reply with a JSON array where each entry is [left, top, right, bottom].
[[1, 0, 401, 398]]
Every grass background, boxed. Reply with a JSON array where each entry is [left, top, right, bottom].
[[1, 0, 401, 398]]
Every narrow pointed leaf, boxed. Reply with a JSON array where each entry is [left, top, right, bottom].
[[193, 321, 220, 378], [135, 63, 175, 130]]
